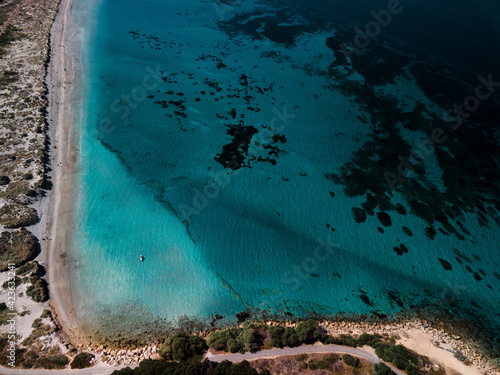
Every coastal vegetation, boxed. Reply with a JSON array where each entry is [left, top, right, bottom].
[[205, 324, 436, 374], [0, 203, 39, 228], [70, 352, 95, 369], [159, 332, 208, 361], [32, 355, 69, 369], [112, 357, 266, 375], [373, 362, 396, 375], [112, 322, 448, 375], [1, 260, 49, 303], [21, 317, 53, 346], [0, 228, 38, 271], [322, 333, 420, 374], [0, 6, 56, 352], [342, 353, 360, 367], [0, 25, 19, 57], [25, 274, 49, 302], [208, 320, 323, 353]]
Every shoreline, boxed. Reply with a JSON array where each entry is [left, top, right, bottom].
[[79, 318, 498, 374], [44, 0, 86, 347]]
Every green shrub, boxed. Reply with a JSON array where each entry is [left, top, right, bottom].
[[453, 350, 467, 362], [308, 359, 319, 370], [70, 352, 94, 369], [405, 364, 418, 375], [295, 353, 308, 361], [356, 332, 381, 347], [323, 354, 338, 364], [374, 362, 396, 375], [31, 318, 42, 328], [374, 342, 418, 370], [25, 275, 49, 302], [210, 359, 258, 375], [343, 353, 360, 367], [328, 334, 358, 347], [33, 355, 68, 369], [0, 228, 38, 271], [111, 368, 134, 375], [21, 350, 38, 369], [22, 323, 52, 346]]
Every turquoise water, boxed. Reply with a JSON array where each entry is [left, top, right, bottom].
[[70, 0, 500, 352]]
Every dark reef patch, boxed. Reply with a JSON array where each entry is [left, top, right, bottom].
[[425, 227, 436, 240], [438, 258, 452, 271], [376, 212, 392, 227], [214, 124, 258, 170], [401, 226, 413, 236], [321, 16, 500, 244], [352, 207, 366, 223], [359, 293, 373, 307], [393, 244, 408, 256]]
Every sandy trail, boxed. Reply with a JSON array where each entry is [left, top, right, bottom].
[[397, 330, 491, 375]]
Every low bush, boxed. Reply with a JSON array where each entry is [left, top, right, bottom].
[[374, 342, 418, 370], [26, 275, 49, 302], [453, 350, 467, 362], [295, 353, 308, 361], [70, 352, 94, 369], [111, 357, 263, 375], [343, 353, 360, 367], [0, 228, 38, 271], [33, 355, 68, 369], [374, 362, 396, 375]]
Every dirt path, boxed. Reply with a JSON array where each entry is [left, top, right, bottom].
[[206, 343, 406, 375], [0, 344, 407, 375], [0, 363, 135, 375]]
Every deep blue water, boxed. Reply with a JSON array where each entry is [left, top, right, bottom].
[[70, 0, 500, 353]]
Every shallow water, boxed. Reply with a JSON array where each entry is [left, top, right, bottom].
[[69, 0, 500, 353]]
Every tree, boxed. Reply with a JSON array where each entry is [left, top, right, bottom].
[[267, 326, 284, 347], [373, 362, 396, 375], [241, 328, 257, 352], [281, 327, 299, 347], [227, 338, 241, 353], [295, 319, 320, 343], [159, 333, 207, 361], [207, 328, 242, 351], [210, 359, 258, 375]]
